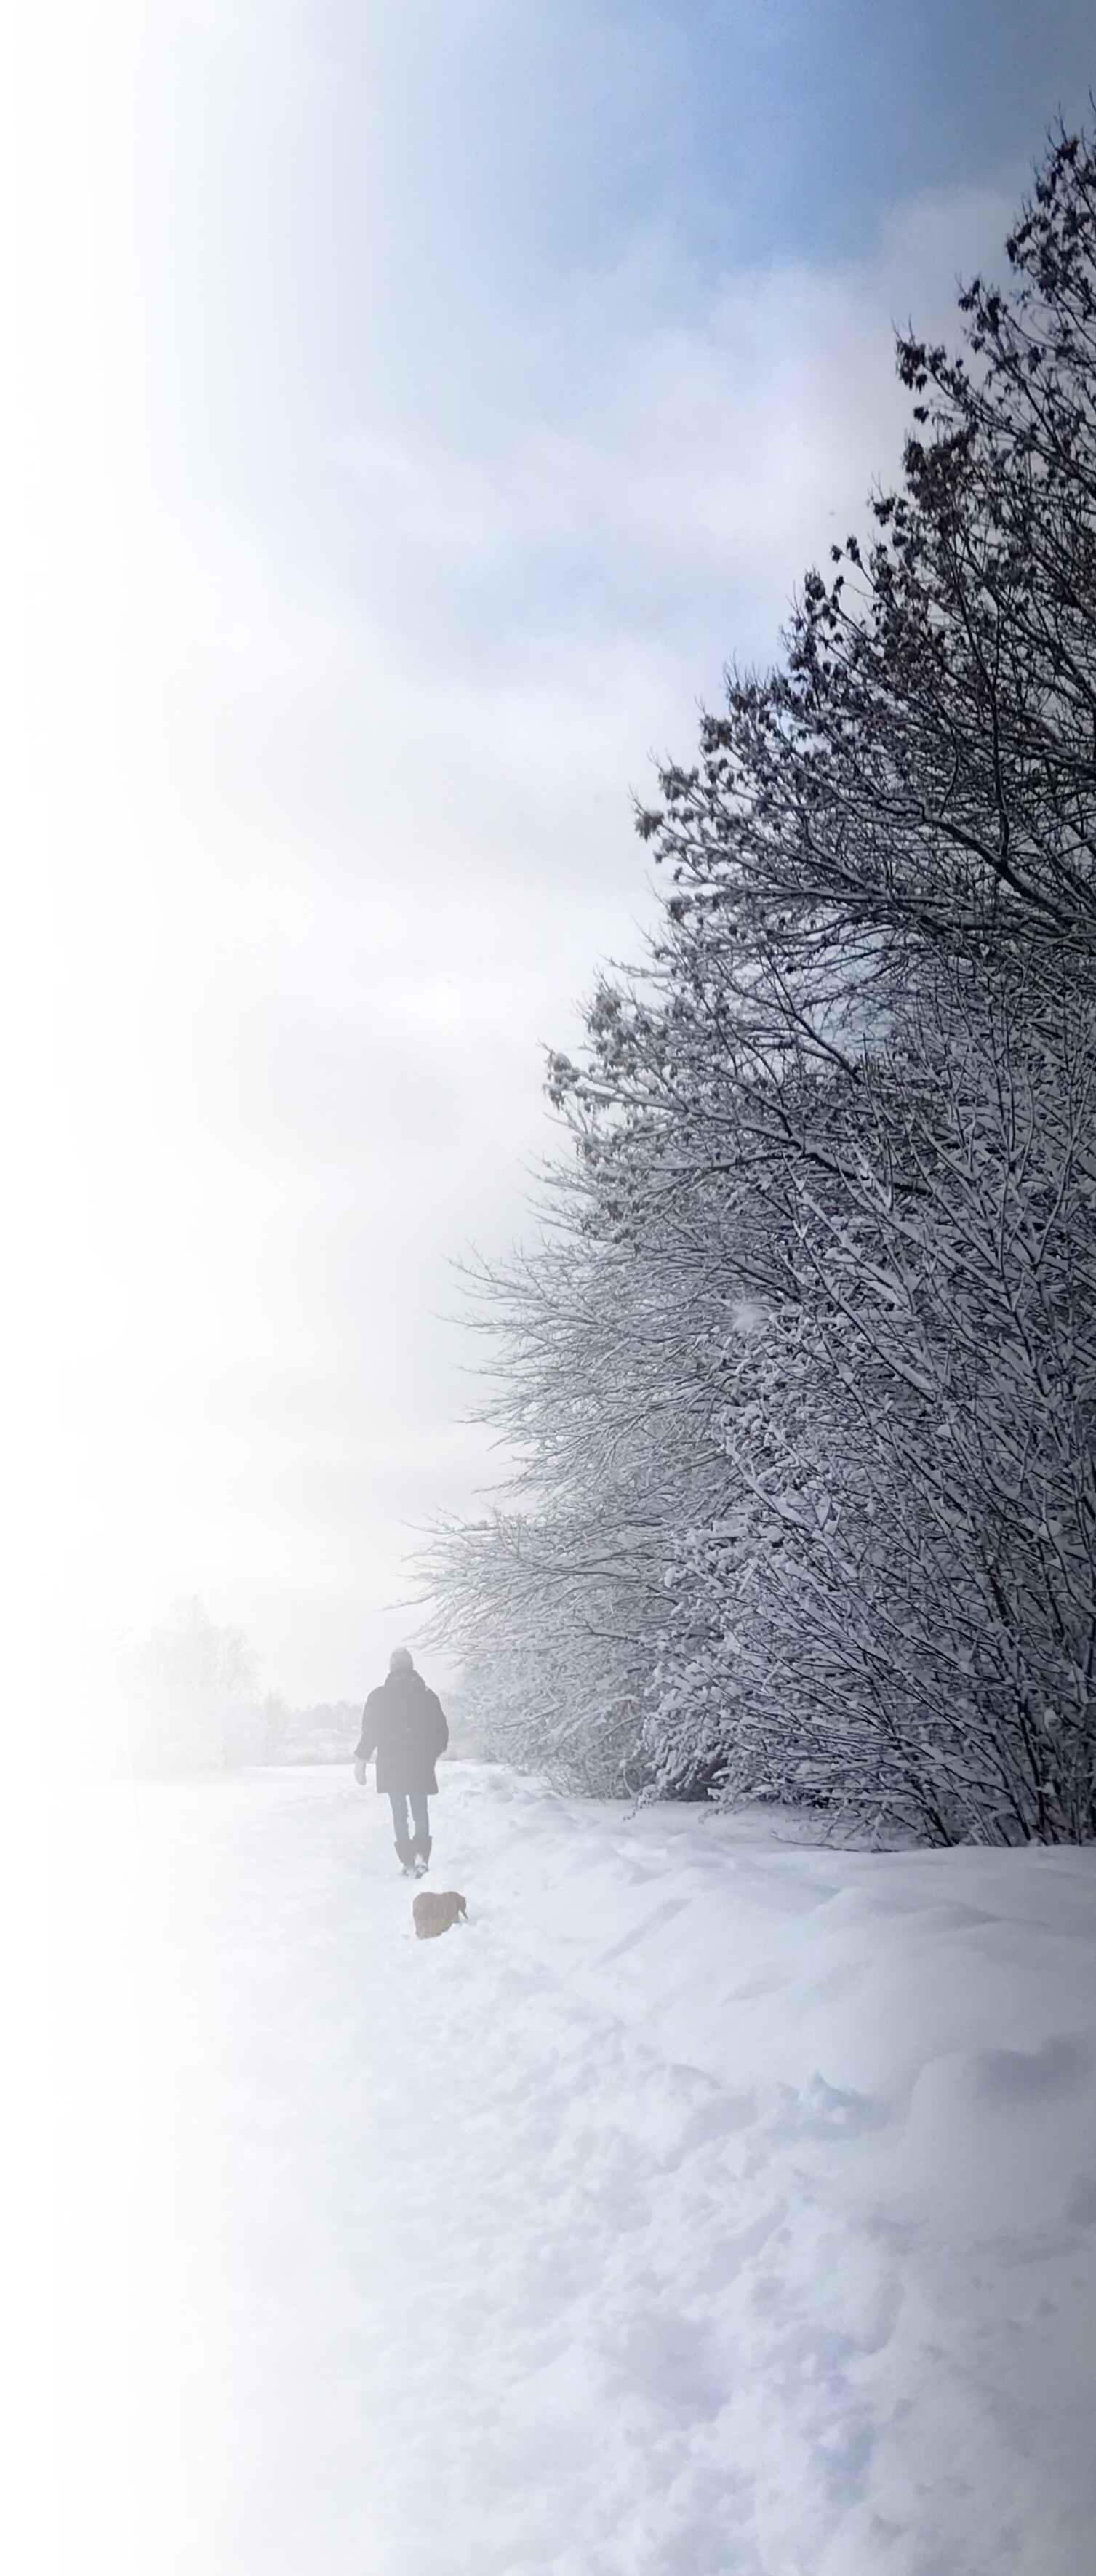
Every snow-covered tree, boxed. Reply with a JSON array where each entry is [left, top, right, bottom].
[[116, 1596, 263, 1774], [428, 129, 1096, 1842]]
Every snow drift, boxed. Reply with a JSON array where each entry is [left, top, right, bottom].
[[77, 1761, 1096, 2575]]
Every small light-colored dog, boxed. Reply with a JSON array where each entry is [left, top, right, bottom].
[[412, 1889, 468, 1939]]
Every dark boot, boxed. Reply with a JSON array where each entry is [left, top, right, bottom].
[[394, 1838, 415, 1874], [412, 1833, 432, 1876]]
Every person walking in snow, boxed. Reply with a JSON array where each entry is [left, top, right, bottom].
[[353, 1647, 449, 1877]]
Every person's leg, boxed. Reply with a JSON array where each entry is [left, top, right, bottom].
[[387, 1791, 415, 1868], [409, 1791, 431, 1871]]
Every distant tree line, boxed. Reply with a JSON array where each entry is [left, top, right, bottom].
[[425, 131, 1096, 1843], [94, 1598, 359, 1775]]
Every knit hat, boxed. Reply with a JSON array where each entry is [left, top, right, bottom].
[[388, 1646, 414, 1672]]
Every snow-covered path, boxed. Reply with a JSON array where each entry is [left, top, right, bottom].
[[88, 1765, 1096, 2575]]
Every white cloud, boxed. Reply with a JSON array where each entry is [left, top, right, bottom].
[[335, 177, 1015, 680]]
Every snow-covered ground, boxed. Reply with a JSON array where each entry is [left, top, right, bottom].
[[77, 1763, 1096, 2575]]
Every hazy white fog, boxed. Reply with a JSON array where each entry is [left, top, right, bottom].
[[2, 2, 1084, 1703]]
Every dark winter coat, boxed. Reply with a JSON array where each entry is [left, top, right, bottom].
[[354, 1668, 449, 1794]]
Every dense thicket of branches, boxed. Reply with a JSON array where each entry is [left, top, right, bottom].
[[425, 132, 1096, 1841]]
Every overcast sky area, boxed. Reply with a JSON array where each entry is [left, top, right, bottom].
[[5, 1, 1096, 1705]]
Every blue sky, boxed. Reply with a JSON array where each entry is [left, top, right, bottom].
[[14, 1, 1095, 1700], [124, 2, 1096, 655]]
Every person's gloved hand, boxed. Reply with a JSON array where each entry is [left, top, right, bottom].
[[353, 1756, 369, 1787]]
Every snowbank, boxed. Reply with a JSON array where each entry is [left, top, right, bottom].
[[79, 1763, 1096, 2575]]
